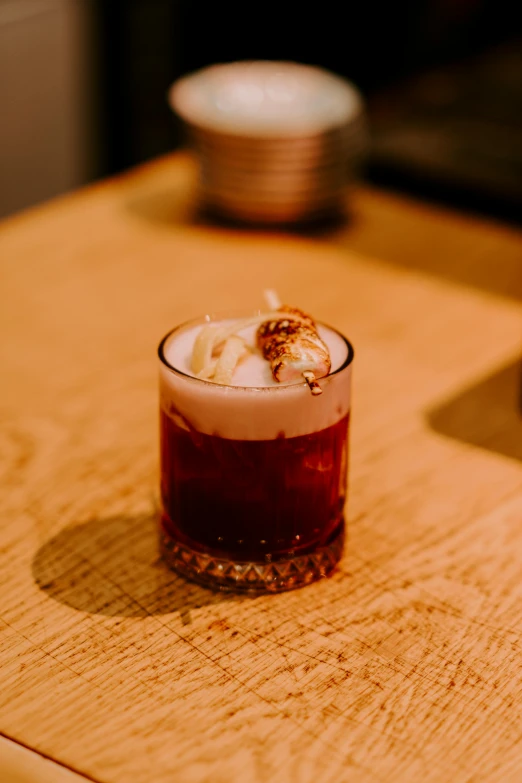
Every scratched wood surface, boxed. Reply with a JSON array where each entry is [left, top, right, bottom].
[[1, 152, 522, 783]]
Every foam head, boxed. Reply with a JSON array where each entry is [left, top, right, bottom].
[[159, 314, 353, 440]]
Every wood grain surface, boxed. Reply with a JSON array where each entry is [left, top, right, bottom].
[[0, 735, 89, 783], [1, 152, 522, 783]]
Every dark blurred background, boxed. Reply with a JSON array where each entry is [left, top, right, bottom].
[[1, 0, 521, 220]]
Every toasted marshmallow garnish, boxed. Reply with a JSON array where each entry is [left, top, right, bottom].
[[189, 288, 332, 392], [257, 305, 331, 393], [191, 309, 310, 385]]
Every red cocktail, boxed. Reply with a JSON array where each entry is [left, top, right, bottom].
[[158, 312, 353, 591]]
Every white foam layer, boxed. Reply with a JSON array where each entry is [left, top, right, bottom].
[[164, 321, 348, 387], [160, 317, 353, 440]]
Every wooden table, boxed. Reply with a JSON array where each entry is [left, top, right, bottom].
[[1, 152, 522, 783]]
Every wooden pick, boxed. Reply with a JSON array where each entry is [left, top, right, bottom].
[[303, 371, 323, 396]]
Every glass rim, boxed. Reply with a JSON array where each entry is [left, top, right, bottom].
[[158, 310, 354, 393]]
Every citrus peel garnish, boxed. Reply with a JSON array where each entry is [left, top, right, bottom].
[[213, 336, 248, 385], [191, 324, 220, 375]]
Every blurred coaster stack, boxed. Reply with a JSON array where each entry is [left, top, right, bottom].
[[169, 61, 366, 224]]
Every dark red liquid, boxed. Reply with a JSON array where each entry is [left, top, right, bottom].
[[160, 410, 349, 562]]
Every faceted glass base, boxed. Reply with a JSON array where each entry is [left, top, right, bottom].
[[160, 524, 345, 593]]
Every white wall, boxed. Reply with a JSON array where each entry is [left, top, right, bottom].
[[0, 0, 96, 217]]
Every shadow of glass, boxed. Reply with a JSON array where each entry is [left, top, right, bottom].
[[194, 203, 351, 238], [125, 186, 351, 240], [32, 512, 239, 624], [330, 183, 522, 303], [426, 357, 522, 462]]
